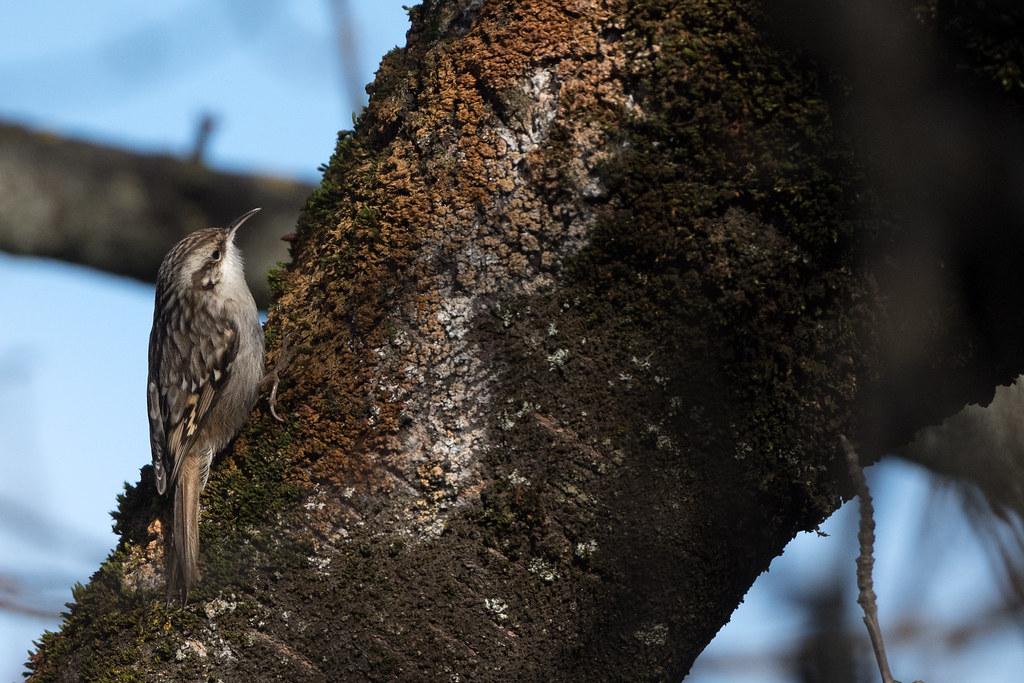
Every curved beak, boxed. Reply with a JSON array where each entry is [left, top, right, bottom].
[[226, 207, 262, 243]]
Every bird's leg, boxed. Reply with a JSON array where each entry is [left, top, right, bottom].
[[261, 332, 296, 422]]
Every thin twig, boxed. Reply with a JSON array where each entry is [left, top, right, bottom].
[[840, 435, 897, 683], [327, 0, 367, 112]]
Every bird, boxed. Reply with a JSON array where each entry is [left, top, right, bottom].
[[147, 208, 265, 605]]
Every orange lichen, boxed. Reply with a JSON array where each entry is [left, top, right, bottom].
[[253, 1, 634, 530]]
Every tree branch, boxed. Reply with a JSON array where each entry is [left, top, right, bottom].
[[0, 121, 313, 307], [841, 436, 897, 683]]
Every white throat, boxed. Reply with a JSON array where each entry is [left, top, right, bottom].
[[219, 241, 251, 303]]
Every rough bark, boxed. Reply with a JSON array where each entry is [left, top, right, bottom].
[[25, 1, 1024, 682], [0, 121, 312, 307]]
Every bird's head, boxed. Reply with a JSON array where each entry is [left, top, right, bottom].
[[164, 208, 261, 294]]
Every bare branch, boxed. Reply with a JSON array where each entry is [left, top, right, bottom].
[[841, 435, 897, 683]]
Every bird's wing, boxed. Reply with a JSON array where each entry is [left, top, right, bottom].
[[147, 360, 168, 494], [147, 301, 238, 494]]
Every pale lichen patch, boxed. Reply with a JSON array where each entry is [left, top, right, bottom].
[[175, 638, 209, 661], [527, 557, 559, 583], [204, 595, 238, 620], [119, 519, 164, 594], [633, 622, 669, 647], [574, 539, 598, 559], [484, 597, 510, 621], [546, 348, 570, 370], [506, 469, 530, 486]]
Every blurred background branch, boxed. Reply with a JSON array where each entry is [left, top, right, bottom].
[[0, 121, 312, 307]]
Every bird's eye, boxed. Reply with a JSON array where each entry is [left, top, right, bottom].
[[211, 249, 221, 261]]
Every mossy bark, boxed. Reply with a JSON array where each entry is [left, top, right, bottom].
[[26, 1, 1024, 681]]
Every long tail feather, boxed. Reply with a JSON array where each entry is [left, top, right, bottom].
[[168, 457, 202, 605]]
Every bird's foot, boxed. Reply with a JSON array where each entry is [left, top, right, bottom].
[[261, 332, 297, 422]]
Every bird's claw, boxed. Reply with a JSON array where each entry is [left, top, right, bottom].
[[262, 332, 296, 422]]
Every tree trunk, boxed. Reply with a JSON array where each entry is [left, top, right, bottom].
[[25, 1, 1024, 681]]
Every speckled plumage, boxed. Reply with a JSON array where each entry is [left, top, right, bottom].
[[147, 209, 265, 603]]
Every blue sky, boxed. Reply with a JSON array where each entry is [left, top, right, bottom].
[[0, 1, 1021, 681]]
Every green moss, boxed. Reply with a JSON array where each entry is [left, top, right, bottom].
[[27, 412, 303, 678], [404, 1, 450, 46], [293, 127, 382, 257], [28, 557, 157, 682], [472, 473, 548, 559], [200, 419, 301, 546], [265, 261, 290, 302]]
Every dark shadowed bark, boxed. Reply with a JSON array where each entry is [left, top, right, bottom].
[[24, 1, 1024, 681], [0, 122, 312, 307]]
